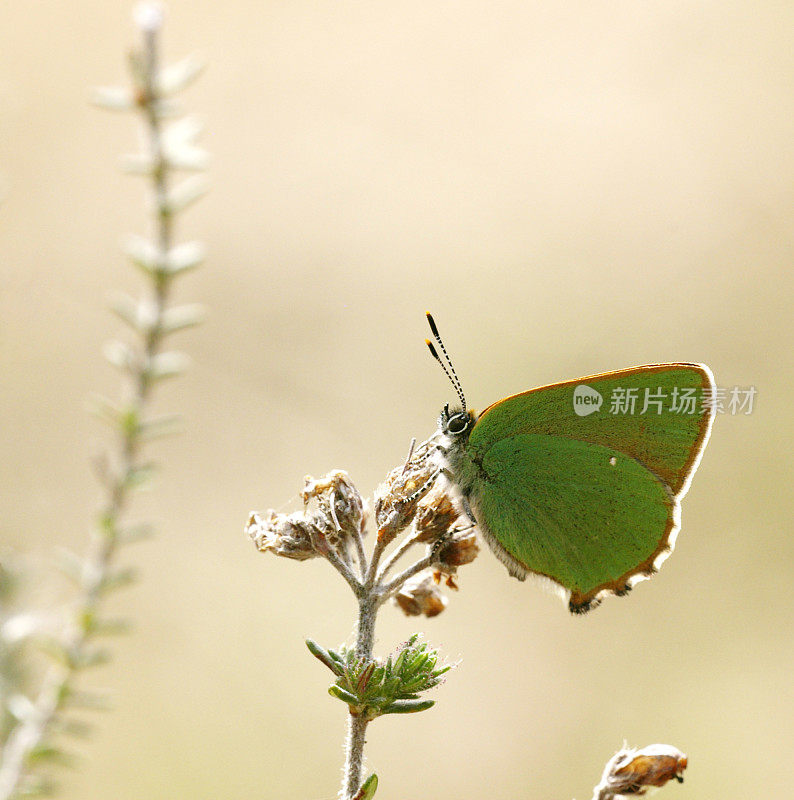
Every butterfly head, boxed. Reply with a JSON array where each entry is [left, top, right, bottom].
[[439, 404, 476, 439]]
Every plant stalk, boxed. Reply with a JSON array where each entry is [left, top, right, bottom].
[[340, 594, 377, 799], [0, 19, 186, 799]]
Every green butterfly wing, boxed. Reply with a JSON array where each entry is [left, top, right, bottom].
[[465, 364, 715, 612]]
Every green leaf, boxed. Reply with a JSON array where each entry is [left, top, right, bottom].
[[392, 648, 407, 674], [328, 686, 361, 707], [72, 647, 111, 670], [306, 639, 342, 675], [324, 636, 451, 720], [34, 637, 72, 667], [81, 613, 132, 637], [138, 414, 183, 441], [97, 567, 138, 596], [61, 689, 111, 712], [28, 745, 76, 768], [164, 176, 209, 215], [103, 340, 136, 372], [369, 665, 386, 687], [356, 662, 375, 693], [123, 234, 161, 273], [157, 54, 206, 95], [123, 463, 157, 489], [352, 774, 378, 800], [52, 718, 93, 739], [86, 394, 123, 427], [164, 241, 205, 275], [117, 524, 155, 545], [161, 303, 205, 334], [146, 351, 190, 381], [53, 548, 86, 587], [90, 85, 134, 112], [381, 699, 435, 715]]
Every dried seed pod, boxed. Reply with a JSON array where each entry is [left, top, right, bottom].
[[436, 528, 479, 568], [595, 744, 688, 799], [302, 470, 366, 552], [414, 492, 461, 544], [246, 511, 319, 561], [395, 572, 448, 617]]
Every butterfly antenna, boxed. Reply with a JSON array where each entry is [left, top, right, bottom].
[[425, 312, 467, 413]]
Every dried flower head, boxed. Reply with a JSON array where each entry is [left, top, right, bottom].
[[435, 527, 479, 567], [248, 471, 367, 565], [302, 470, 366, 546], [413, 491, 461, 544], [246, 510, 319, 561], [374, 440, 438, 543], [594, 744, 688, 799], [395, 571, 448, 617]]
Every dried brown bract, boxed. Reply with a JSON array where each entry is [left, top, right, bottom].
[[594, 744, 688, 799], [246, 511, 320, 561], [395, 572, 448, 617], [435, 527, 479, 568], [302, 470, 367, 548], [413, 492, 461, 544]]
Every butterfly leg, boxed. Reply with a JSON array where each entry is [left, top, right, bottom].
[[459, 493, 477, 526], [403, 469, 441, 505], [402, 465, 478, 529]]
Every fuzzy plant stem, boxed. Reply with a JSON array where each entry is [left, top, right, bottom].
[[340, 594, 377, 800], [0, 16, 198, 799]]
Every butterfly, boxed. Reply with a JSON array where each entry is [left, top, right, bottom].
[[425, 313, 715, 613]]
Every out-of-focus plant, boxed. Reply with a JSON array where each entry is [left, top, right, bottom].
[[0, 4, 206, 797]]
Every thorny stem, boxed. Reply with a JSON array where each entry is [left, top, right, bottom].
[[0, 23, 183, 800]]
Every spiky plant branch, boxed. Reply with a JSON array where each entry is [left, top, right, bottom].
[[0, 6, 205, 797]]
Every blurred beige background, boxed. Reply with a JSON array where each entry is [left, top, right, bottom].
[[1, 1, 792, 798]]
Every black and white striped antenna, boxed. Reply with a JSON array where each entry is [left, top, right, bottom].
[[425, 312, 467, 413]]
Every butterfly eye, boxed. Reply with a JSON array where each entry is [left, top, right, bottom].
[[447, 413, 469, 435]]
